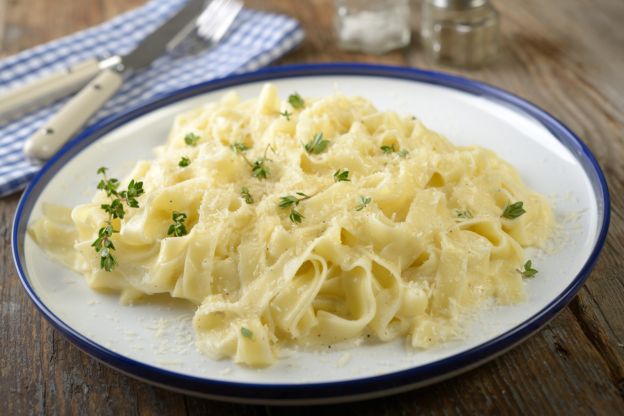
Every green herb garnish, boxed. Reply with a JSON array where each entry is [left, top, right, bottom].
[[178, 156, 190, 167], [456, 209, 473, 219], [241, 327, 254, 339], [234, 144, 273, 179], [91, 224, 117, 272], [184, 132, 200, 146], [257, 146, 274, 179], [333, 168, 350, 182], [380, 144, 409, 157], [279, 110, 292, 121], [100, 198, 125, 220], [251, 158, 270, 179], [279, 192, 311, 208], [518, 260, 538, 278], [230, 141, 249, 153], [502, 201, 526, 219], [355, 195, 372, 211], [304, 132, 329, 155], [92, 167, 144, 271], [289, 210, 304, 223], [167, 211, 188, 237], [96, 166, 119, 196], [119, 179, 144, 208], [279, 192, 311, 223], [241, 187, 254, 204], [288, 93, 305, 109]]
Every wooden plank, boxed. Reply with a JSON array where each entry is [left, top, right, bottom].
[[271, 308, 623, 415], [0, 0, 140, 57], [1, 0, 623, 414]]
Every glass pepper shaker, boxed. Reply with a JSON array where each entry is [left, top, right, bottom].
[[421, 0, 500, 68], [334, 0, 411, 55]]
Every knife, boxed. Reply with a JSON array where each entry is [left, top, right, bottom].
[[23, 0, 206, 161], [0, 57, 121, 121]]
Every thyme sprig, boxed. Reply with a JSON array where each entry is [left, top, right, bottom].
[[234, 144, 274, 179], [279, 192, 311, 223], [92, 167, 144, 271]]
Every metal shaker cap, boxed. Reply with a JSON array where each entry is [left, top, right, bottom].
[[426, 0, 487, 9]]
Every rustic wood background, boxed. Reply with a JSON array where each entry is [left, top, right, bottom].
[[1, 0, 623, 414]]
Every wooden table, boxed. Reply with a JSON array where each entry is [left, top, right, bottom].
[[2, 0, 623, 414]]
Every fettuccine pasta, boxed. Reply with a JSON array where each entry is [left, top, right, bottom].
[[30, 84, 553, 366]]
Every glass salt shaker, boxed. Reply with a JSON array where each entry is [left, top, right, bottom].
[[334, 0, 411, 55], [421, 0, 500, 68]]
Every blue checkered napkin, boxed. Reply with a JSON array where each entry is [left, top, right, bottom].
[[0, 0, 304, 197]]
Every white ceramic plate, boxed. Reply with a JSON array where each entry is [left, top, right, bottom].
[[12, 64, 610, 404]]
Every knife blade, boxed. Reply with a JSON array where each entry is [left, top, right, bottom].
[[23, 0, 206, 160], [120, 0, 206, 73]]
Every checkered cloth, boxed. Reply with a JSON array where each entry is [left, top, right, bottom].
[[0, 0, 304, 197]]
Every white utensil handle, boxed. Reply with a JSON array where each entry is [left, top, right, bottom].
[[23, 69, 123, 160], [0, 59, 101, 119]]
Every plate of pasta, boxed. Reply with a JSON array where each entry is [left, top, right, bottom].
[[12, 64, 609, 404]]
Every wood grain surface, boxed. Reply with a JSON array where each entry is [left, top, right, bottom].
[[1, 0, 623, 414]]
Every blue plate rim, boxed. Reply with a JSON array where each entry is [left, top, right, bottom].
[[12, 62, 611, 403]]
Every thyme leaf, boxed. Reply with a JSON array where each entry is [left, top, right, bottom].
[[241, 327, 254, 339], [184, 132, 200, 146], [288, 93, 305, 109], [518, 260, 538, 278], [355, 195, 372, 211], [230, 141, 249, 153], [241, 187, 254, 204], [289, 209, 304, 223], [178, 156, 190, 167], [456, 209, 473, 219], [502, 201, 526, 219], [333, 168, 350, 182], [304, 133, 329, 155]]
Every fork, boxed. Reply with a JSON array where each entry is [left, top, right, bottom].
[[168, 0, 243, 56]]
